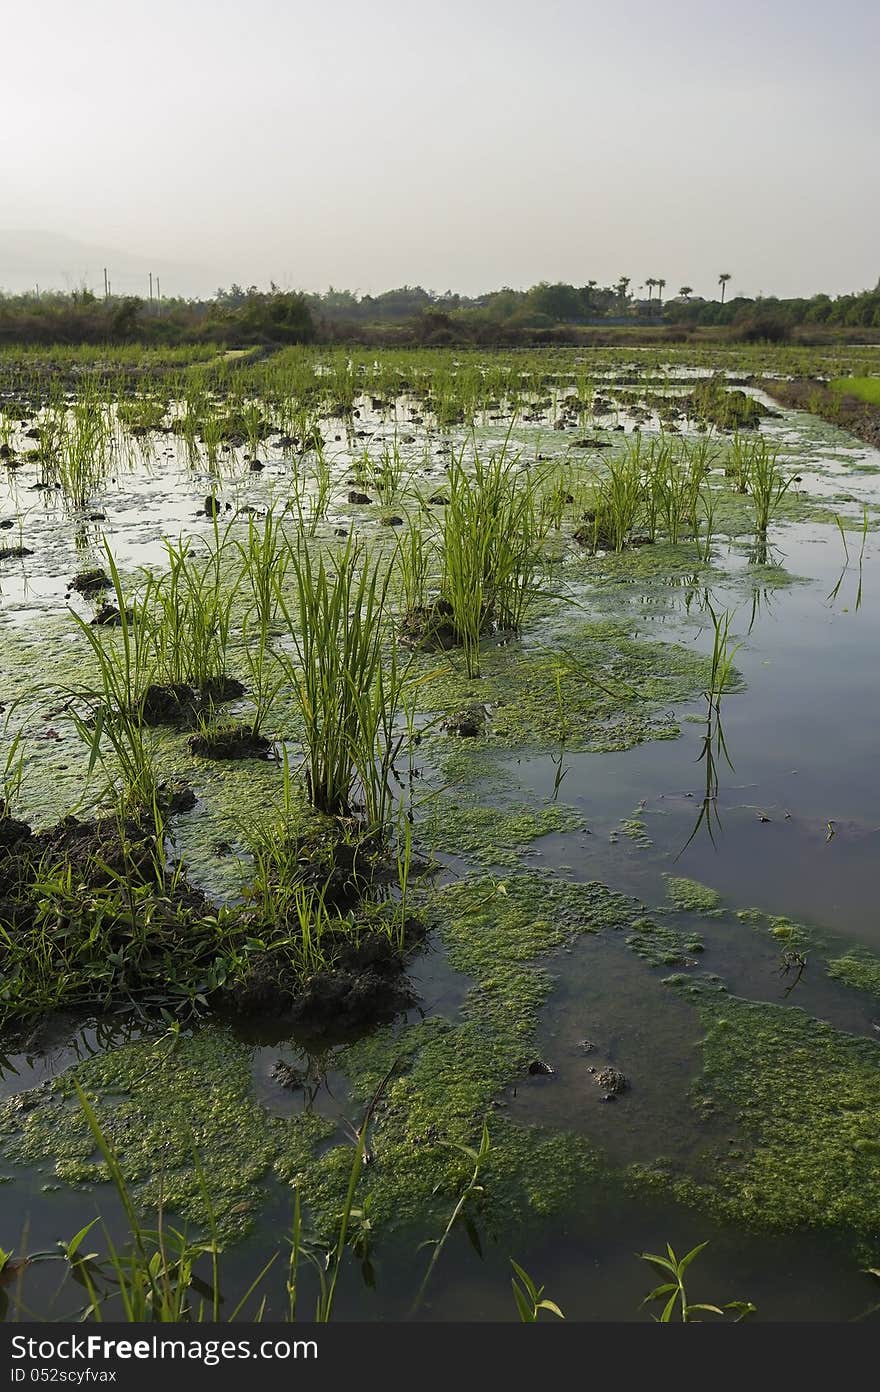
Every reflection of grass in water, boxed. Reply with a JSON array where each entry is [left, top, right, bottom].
[[677, 604, 740, 857]]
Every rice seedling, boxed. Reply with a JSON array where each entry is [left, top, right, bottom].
[[591, 447, 643, 551], [0, 705, 26, 820], [56, 389, 113, 511], [69, 696, 161, 813], [1, 1066, 402, 1323], [695, 481, 717, 563], [726, 433, 752, 493], [541, 460, 576, 532], [241, 398, 264, 459], [827, 505, 869, 609], [308, 441, 333, 530], [67, 548, 159, 809], [394, 514, 435, 614], [148, 520, 240, 696], [237, 509, 289, 735], [201, 409, 225, 471], [274, 536, 413, 826], [360, 437, 409, 505], [745, 436, 795, 533], [440, 441, 551, 675]]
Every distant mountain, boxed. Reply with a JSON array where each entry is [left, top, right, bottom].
[[0, 229, 226, 299]]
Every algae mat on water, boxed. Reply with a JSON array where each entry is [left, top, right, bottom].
[[0, 874, 633, 1241], [4, 873, 879, 1260], [415, 619, 718, 754], [687, 986, 880, 1245]]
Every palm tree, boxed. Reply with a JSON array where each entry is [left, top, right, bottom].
[[718, 272, 732, 304], [616, 277, 631, 312], [657, 278, 666, 308], [645, 278, 656, 303], [679, 285, 693, 300]]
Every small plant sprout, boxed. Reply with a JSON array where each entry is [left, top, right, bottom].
[[510, 1260, 564, 1321], [638, 1241, 756, 1323]]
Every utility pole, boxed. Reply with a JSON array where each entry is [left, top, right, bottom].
[[149, 272, 153, 305], [103, 267, 108, 300], [156, 277, 161, 314]]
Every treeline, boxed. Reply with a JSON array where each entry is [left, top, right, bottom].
[[0, 286, 316, 348], [1, 277, 879, 347], [302, 279, 880, 334]]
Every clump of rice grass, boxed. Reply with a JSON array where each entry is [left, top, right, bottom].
[[743, 435, 796, 534], [275, 536, 416, 826], [439, 440, 551, 676]]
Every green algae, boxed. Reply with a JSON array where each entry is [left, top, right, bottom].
[[689, 989, 880, 1239], [415, 619, 714, 754], [0, 1030, 330, 1241], [416, 798, 584, 867], [616, 815, 652, 847], [626, 916, 704, 968], [827, 948, 880, 999], [575, 541, 711, 586], [0, 873, 632, 1245], [277, 873, 628, 1233], [736, 907, 810, 949], [665, 876, 722, 915]]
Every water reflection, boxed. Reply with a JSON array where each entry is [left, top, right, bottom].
[[678, 604, 738, 857]]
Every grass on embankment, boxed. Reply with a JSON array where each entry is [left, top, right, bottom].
[[830, 377, 880, 407]]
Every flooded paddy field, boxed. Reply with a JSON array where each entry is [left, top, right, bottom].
[[1, 343, 879, 1322]]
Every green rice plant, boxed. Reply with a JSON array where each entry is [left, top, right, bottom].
[[69, 1083, 244, 1321], [678, 604, 741, 856], [695, 482, 717, 563], [745, 436, 795, 533], [440, 441, 551, 675], [307, 441, 333, 534], [116, 392, 167, 436], [237, 509, 289, 734], [56, 390, 113, 511], [361, 438, 408, 505], [275, 536, 412, 825], [639, 1241, 756, 1323], [148, 521, 239, 694], [0, 706, 25, 819], [241, 398, 264, 459], [827, 505, 869, 610], [726, 433, 752, 493], [70, 697, 160, 813], [541, 461, 576, 532], [440, 464, 489, 677], [285, 440, 332, 536], [201, 410, 224, 471], [68, 548, 159, 809], [593, 447, 643, 551], [394, 515, 435, 614]]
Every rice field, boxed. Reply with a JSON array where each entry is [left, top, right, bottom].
[[1, 343, 879, 1323]]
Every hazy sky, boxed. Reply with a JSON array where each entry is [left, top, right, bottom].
[[4, 0, 878, 299]]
